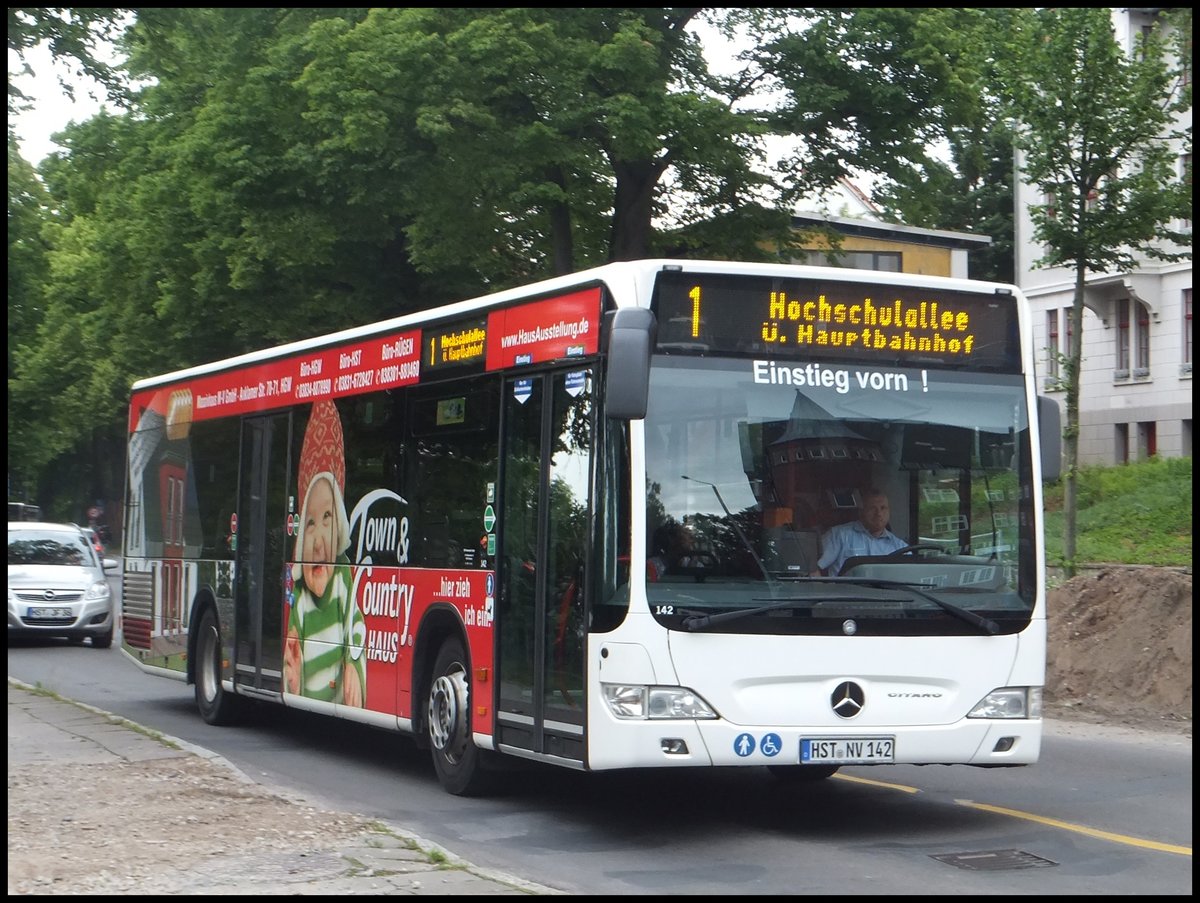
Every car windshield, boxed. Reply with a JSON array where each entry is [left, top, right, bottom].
[[8, 532, 91, 566]]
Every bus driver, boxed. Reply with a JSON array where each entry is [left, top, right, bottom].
[[812, 488, 907, 577]]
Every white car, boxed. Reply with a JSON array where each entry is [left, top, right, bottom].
[[8, 522, 118, 648]]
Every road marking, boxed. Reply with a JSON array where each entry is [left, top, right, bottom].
[[957, 800, 1192, 856], [834, 774, 1191, 856], [834, 773, 920, 793]]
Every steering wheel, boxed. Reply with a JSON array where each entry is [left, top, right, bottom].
[[885, 543, 945, 559]]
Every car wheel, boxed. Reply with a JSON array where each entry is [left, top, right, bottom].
[[427, 637, 494, 796], [194, 606, 242, 725], [91, 628, 113, 649], [767, 764, 840, 782]]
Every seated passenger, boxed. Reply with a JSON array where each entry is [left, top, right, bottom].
[[811, 488, 907, 577]]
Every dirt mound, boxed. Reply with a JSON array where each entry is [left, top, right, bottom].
[[1045, 566, 1192, 735]]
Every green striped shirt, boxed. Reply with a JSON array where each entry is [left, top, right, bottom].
[[288, 558, 367, 704]]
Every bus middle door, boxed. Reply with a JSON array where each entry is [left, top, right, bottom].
[[233, 412, 291, 697], [497, 367, 593, 765]]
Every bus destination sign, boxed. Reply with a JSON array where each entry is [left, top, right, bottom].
[[652, 270, 1020, 371]]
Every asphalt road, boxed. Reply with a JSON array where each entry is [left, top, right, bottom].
[[7, 635, 1191, 896]]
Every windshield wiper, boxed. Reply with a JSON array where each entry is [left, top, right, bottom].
[[681, 475, 774, 584], [816, 576, 999, 635], [680, 578, 1000, 635], [680, 595, 887, 631]]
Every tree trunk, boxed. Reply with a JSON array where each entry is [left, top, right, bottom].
[[546, 168, 576, 276], [1062, 262, 1088, 578], [608, 158, 667, 262]]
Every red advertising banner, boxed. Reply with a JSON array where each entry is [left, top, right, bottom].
[[129, 285, 605, 434], [358, 567, 494, 725], [130, 329, 422, 433], [486, 287, 601, 370]]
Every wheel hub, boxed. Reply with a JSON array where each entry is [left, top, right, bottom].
[[429, 668, 469, 756]]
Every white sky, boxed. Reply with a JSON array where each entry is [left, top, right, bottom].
[[8, 18, 748, 168], [9, 43, 112, 165], [8, 21, 876, 216]]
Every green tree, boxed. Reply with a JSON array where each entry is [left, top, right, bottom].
[[862, 7, 1034, 283], [10, 7, 998, 511], [997, 7, 1191, 577], [7, 135, 50, 378], [7, 135, 52, 502], [873, 124, 1016, 283]]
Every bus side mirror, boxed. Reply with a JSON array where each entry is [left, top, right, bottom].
[[604, 308, 656, 420], [1037, 394, 1062, 482]]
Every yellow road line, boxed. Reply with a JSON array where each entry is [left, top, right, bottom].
[[958, 800, 1192, 857], [832, 774, 1191, 856], [833, 773, 920, 793]]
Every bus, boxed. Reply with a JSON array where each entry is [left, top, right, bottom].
[[120, 259, 1061, 795], [8, 502, 43, 522]]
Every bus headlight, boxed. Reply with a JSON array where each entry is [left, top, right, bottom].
[[968, 686, 1042, 719], [602, 684, 719, 720]]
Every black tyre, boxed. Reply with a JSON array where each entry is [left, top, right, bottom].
[[91, 627, 113, 649], [194, 606, 242, 725], [427, 637, 493, 796], [767, 764, 840, 782]]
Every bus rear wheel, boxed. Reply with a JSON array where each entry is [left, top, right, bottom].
[[194, 606, 242, 725], [427, 637, 492, 796]]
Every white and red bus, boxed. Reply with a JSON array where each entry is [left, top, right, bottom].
[[121, 259, 1060, 794]]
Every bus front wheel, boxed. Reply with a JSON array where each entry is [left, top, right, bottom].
[[194, 606, 242, 725], [427, 637, 492, 796]]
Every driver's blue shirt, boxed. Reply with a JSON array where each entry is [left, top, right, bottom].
[[817, 521, 907, 576]]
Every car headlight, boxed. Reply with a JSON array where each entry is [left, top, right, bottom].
[[84, 580, 111, 602], [968, 686, 1042, 719], [601, 684, 719, 720]]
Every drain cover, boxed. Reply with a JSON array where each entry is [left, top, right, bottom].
[[930, 849, 1058, 871]]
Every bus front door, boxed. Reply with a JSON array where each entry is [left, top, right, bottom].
[[497, 368, 593, 765], [233, 412, 291, 696]]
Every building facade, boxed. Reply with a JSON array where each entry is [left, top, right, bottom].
[[789, 212, 990, 280], [1016, 7, 1192, 464]]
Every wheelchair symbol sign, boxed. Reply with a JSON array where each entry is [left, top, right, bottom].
[[760, 733, 782, 757]]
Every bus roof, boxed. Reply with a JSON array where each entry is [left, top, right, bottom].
[[130, 259, 1021, 391]]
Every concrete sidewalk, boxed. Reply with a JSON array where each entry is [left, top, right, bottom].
[[7, 679, 561, 895]]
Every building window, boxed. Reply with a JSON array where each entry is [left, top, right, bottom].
[[1066, 306, 1073, 361], [1184, 288, 1193, 372], [1180, 154, 1192, 232], [800, 250, 902, 272], [1042, 191, 1057, 256], [1046, 309, 1060, 384], [1134, 301, 1151, 376], [1115, 298, 1131, 377]]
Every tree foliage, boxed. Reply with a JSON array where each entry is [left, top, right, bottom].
[[995, 7, 1191, 576], [6, 7, 1045, 517]]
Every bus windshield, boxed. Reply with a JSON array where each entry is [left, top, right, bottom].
[[643, 355, 1037, 636]]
